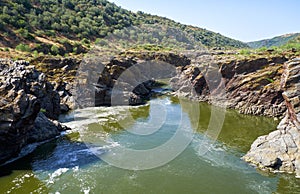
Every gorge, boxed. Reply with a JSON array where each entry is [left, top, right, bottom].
[[1, 50, 299, 173], [0, 0, 300, 193]]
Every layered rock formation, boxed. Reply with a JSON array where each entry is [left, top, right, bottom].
[[0, 59, 69, 164], [75, 51, 190, 107], [170, 54, 300, 175], [243, 58, 300, 174], [171, 55, 288, 117], [1, 52, 298, 174]]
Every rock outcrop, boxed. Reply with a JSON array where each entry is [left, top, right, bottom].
[[31, 56, 82, 113], [171, 55, 288, 117], [0, 59, 69, 164], [170, 54, 300, 175], [32, 52, 189, 108], [75, 51, 190, 107], [243, 58, 300, 175]]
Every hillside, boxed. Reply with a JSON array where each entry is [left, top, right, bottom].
[[0, 0, 248, 57], [247, 33, 300, 48]]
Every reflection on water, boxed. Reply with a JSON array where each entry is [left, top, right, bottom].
[[179, 97, 279, 153], [0, 96, 299, 194]]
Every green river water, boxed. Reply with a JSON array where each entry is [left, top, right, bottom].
[[1, 96, 300, 194]]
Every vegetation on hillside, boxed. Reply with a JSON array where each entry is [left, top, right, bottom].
[[237, 33, 300, 59], [0, 0, 248, 57], [247, 33, 300, 48]]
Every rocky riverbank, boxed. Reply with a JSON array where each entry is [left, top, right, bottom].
[[0, 51, 299, 175], [0, 59, 70, 164], [0, 52, 189, 164], [243, 58, 300, 175], [171, 55, 300, 175], [170, 55, 289, 117]]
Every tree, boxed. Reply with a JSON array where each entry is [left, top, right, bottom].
[[62, 0, 75, 10], [0, 21, 4, 30], [16, 44, 31, 52], [50, 45, 59, 55]]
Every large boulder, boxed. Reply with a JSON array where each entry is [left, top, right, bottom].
[[0, 59, 67, 164], [243, 114, 300, 174]]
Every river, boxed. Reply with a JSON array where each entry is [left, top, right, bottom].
[[1, 95, 300, 194]]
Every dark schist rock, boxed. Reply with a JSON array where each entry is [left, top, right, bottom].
[[30, 56, 81, 112], [90, 52, 190, 106], [0, 59, 69, 164], [170, 55, 300, 175], [171, 56, 288, 117]]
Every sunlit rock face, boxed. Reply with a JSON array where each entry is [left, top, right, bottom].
[[171, 54, 300, 175], [171, 55, 289, 117], [243, 58, 300, 175]]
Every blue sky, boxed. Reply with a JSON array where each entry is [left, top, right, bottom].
[[108, 0, 300, 42]]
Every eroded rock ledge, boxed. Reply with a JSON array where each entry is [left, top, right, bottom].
[[170, 55, 300, 175], [243, 58, 300, 175], [170, 55, 288, 117], [0, 59, 69, 164]]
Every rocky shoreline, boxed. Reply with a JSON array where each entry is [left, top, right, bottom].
[[170, 55, 289, 117], [0, 59, 70, 164], [171, 55, 300, 175], [243, 58, 300, 175], [0, 52, 299, 176]]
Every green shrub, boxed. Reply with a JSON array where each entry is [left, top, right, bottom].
[[33, 50, 39, 57], [0, 21, 4, 30], [281, 43, 300, 50], [81, 38, 90, 45], [72, 47, 77, 54], [257, 46, 267, 52], [50, 45, 59, 55], [16, 43, 31, 52], [59, 38, 70, 44], [17, 28, 34, 40], [239, 49, 251, 55], [45, 30, 56, 37], [266, 78, 274, 83], [95, 38, 108, 46]]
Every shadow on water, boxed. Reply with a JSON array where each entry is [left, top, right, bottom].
[[0, 133, 104, 194], [0, 135, 102, 178], [0, 102, 152, 180]]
